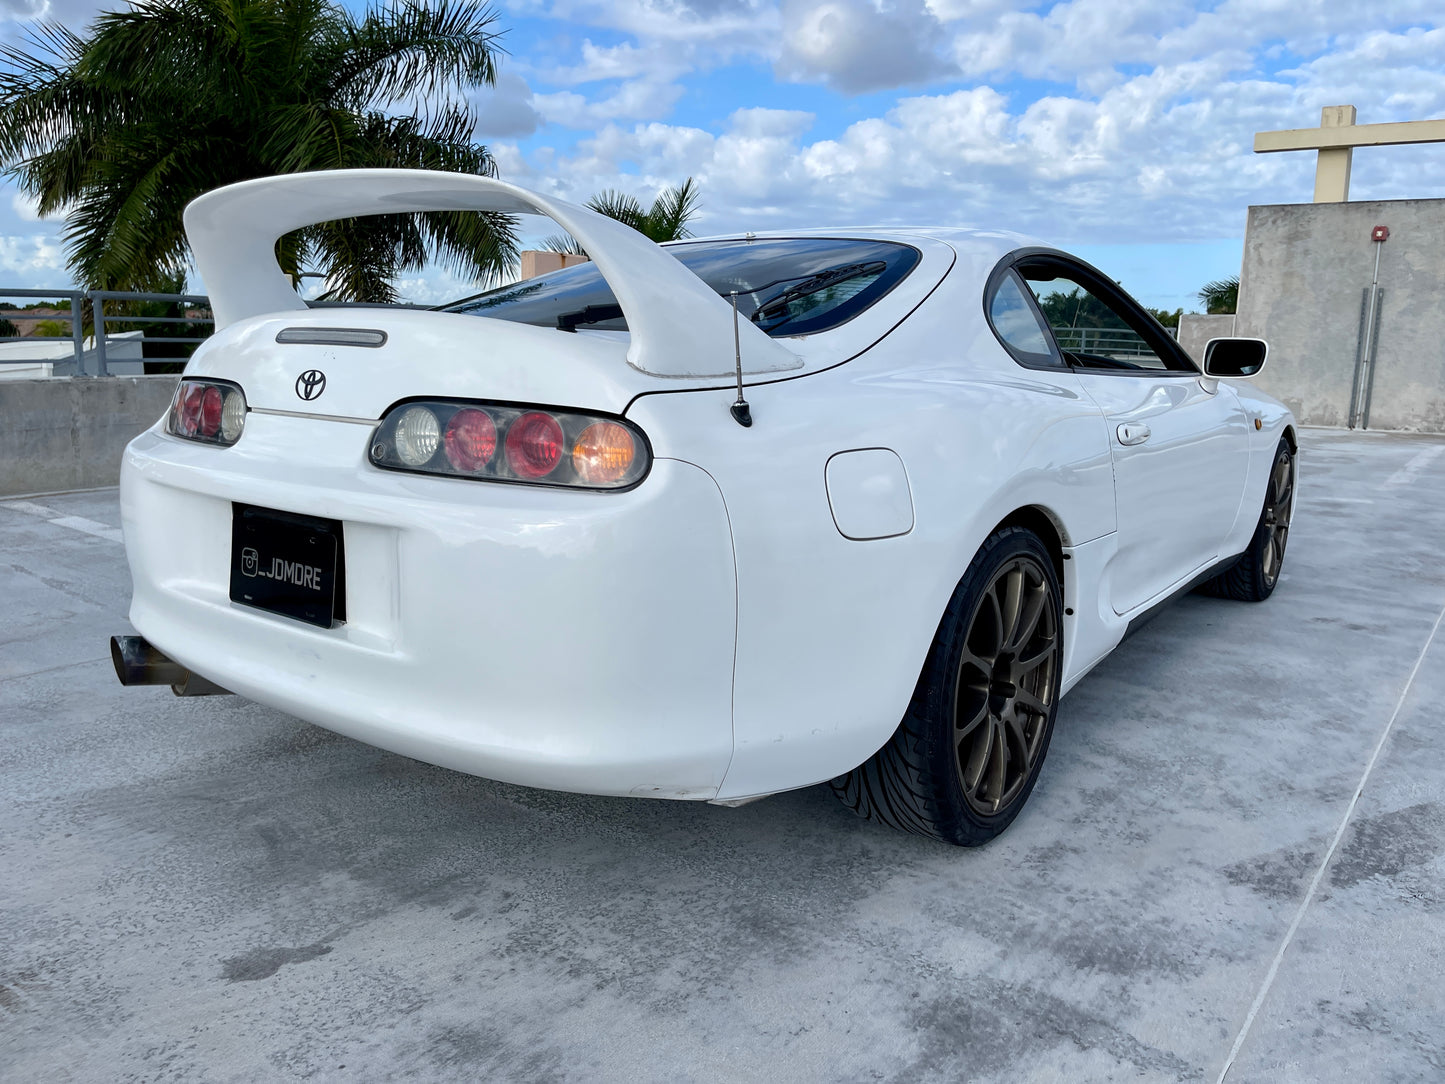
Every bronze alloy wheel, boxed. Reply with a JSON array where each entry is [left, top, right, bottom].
[[1260, 450, 1294, 589], [831, 525, 1064, 845], [1199, 438, 1296, 603], [953, 555, 1059, 816]]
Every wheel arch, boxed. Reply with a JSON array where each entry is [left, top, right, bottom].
[[1281, 424, 1298, 454], [987, 504, 1069, 587]]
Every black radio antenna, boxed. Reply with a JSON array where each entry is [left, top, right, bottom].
[[729, 291, 753, 428]]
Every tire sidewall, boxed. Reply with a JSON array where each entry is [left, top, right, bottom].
[[1248, 441, 1294, 599], [918, 527, 1064, 843]]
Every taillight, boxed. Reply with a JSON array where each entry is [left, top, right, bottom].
[[505, 412, 564, 479], [369, 400, 650, 490], [444, 408, 498, 471], [168, 379, 246, 446]]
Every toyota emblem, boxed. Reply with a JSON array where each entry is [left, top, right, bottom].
[[295, 369, 327, 401]]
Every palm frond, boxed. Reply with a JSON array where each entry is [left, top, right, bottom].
[[539, 233, 584, 256], [0, 0, 516, 294], [643, 176, 698, 242], [1198, 275, 1239, 315], [584, 189, 646, 232], [325, 0, 505, 112]]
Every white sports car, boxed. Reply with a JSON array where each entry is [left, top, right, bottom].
[[113, 169, 1296, 846]]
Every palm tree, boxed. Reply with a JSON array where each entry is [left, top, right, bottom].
[[1198, 276, 1239, 315], [543, 178, 700, 254], [0, 0, 519, 302]]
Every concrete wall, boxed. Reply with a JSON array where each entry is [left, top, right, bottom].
[[1236, 198, 1445, 432], [519, 250, 591, 279], [0, 376, 178, 496], [1177, 314, 1237, 364]]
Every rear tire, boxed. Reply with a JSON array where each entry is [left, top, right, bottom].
[[831, 526, 1063, 846], [1200, 440, 1294, 602]]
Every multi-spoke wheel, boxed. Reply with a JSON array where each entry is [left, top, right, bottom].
[[1200, 439, 1295, 602], [832, 526, 1064, 846]]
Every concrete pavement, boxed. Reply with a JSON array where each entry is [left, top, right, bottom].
[[2, 428, 1442, 1082]]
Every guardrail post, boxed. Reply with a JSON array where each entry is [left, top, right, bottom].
[[91, 293, 108, 376], [69, 290, 85, 372]]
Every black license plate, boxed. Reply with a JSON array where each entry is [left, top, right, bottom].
[[230, 504, 345, 628]]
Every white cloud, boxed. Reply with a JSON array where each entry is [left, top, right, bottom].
[[0, 233, 67, 277], [777, 0, 955, 93], [10, 191, 46, 221], [512, 30, 1445, 248], [533, 78, 686, 127], [534, 39, 689, 85], [513, 0, 780, 46], [0, 0, 117, 30], [0, 0, 46, 21], [470, 72, 543, 139]]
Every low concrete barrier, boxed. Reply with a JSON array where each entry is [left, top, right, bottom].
[[0, 376, 178, 496], [1177, 314, 1237, 364]]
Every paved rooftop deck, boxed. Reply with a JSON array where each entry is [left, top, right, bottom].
[[2, 428, 1443, 1082]]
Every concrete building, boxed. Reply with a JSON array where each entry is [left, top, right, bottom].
[[1233, 108, 1445, 433], [1235, 199, 1445, 432]]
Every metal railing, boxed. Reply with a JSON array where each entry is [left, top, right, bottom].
[[0, 288, 436, 376], [0, 287, 214, 376], [0, 288, 87, 366], [1052, 328, 1159, 357], [90, 291, 213, 376]]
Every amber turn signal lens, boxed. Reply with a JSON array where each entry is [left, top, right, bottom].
[[572, 421, 636, 485]]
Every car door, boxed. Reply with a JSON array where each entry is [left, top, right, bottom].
[[1014, 253, 1251, 615]]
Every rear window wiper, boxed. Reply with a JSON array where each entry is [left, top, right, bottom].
[[753, 261, 886, 325], [557, 303, 625, 332]]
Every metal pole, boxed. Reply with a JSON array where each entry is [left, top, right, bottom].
[[68, 290, 84, 371], [1357, 241, 1383, 430], [1349, 238, 1385, 429], [91, 293, 108, 376], [1361, 288, 1384, 430]]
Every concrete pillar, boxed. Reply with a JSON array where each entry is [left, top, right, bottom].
[[1313, 105, 1356, 203]]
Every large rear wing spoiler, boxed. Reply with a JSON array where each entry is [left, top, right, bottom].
[[183, 169, 801, 378]]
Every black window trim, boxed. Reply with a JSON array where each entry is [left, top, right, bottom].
[[987, 247, 1200, 376]]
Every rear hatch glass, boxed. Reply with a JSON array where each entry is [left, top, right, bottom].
[[444, 238, 922, 338]]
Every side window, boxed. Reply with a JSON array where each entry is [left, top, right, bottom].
[[1019, 268, 1174, 372], [988, 271, 1062, 368]]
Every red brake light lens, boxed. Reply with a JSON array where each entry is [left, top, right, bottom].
[[370, 400, 649, 490], [505, 411, 564, 479], [168, 379, 246, 446], [443, 408, 498, 472], [199, 385, 223, 438]]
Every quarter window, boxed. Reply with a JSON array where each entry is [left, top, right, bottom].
[[988, 272, 1060, 365]]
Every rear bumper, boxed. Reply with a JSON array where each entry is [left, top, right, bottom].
[[120, 413, 737, 798]]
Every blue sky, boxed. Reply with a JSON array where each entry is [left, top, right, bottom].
[[2, 0, 1443, 311]]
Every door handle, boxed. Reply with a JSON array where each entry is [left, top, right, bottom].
[[1116, 422, 1151, 446]]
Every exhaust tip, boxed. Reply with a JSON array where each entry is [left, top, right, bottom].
[[110, 635, 187, 687]]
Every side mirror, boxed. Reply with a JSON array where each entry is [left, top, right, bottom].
[[1202, 337, 1268, 378]]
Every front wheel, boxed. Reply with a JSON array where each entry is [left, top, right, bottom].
[[831, 526, 1064, 846], [1200, 439, 1295, 602]]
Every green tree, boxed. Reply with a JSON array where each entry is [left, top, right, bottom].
[[0, 317, 18, 337], [543, 178, 701, 253], [1198, 276, 1239, 315], [0, 0, 519, 301], [1146, 307, 1182, 329], [1036, 287, 1129, 331]]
